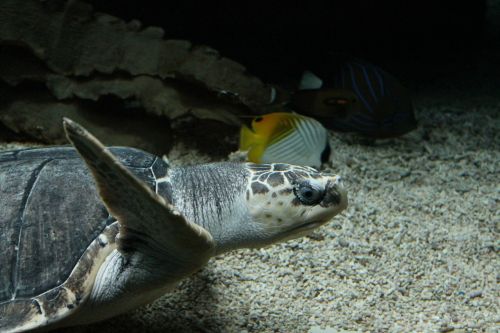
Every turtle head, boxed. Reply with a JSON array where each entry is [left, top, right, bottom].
[[244, 163, 347, 246], [167, 162, 347, 255]]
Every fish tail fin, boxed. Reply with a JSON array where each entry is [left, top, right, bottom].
[[240, 125, 265, 163], [240, 125, 257, 150]]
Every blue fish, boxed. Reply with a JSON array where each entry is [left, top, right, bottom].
[[291, 60, 417, 138]]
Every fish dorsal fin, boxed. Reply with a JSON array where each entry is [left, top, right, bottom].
[[262, 114, 328, 168], [267, 114, 298, 145], [299, 71, 323, 90]]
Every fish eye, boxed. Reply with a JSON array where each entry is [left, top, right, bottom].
[[254, 116, 264, 122], [324, 97, 350, 106], [293, 181, 325, 205]]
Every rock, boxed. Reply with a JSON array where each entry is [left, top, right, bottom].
[[0, 0, 275, 154]]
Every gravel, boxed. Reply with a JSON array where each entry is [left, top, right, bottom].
[[1, 77, 499, 333]]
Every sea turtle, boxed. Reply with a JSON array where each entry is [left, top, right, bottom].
[[0, 118, 347, 332]]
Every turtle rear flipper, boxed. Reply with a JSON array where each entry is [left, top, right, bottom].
[[63, 118, 215, 273]]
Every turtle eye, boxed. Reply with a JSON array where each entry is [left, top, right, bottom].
[[293, 181, 325, 205]]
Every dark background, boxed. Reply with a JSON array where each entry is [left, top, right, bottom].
[[88, 0, 498, 86]]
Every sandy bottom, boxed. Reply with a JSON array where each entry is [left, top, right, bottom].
[[1, 80, 498, 332]]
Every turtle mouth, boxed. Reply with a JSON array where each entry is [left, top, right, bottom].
[[291, 220, 324, 233], [281, 220, 326, 239]]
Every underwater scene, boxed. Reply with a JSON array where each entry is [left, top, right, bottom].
[[0, 1, 498, 332]]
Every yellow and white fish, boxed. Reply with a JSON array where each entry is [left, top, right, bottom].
[[239, 112, 330, 168]]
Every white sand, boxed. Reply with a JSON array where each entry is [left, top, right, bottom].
[[1, 78, 498, 333]]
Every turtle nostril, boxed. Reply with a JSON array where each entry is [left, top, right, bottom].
[[323, 177, 347, 207], [328, 188, 342, 206]]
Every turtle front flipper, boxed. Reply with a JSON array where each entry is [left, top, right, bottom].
[[62, 118, 215, 274]]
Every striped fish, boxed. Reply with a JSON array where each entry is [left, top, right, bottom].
[[291, 60, 417, 138], [239, 112, 330, 168]]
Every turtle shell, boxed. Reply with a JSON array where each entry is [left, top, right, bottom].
[[0, 146, 169, 331]]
